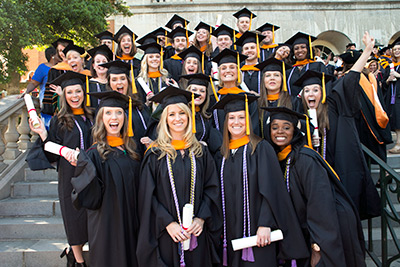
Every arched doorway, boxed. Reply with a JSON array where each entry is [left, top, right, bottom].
[[313, 30, 352, 56], [389, 31, 400, 45]]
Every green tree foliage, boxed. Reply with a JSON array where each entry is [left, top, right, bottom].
[[0, 0, 131, 85]]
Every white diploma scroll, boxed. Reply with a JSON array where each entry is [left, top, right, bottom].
[[308, 109, 320, 147], [24, 94, 40, 128], [390, 63, 397, 81], [44, 142, 79, 160], [137, 77, 152, 95], [215, 14, 222, 28], [182, 203, 194, 250], [231, 229, 283, 251]]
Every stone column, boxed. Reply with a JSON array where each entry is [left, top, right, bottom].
[[17, 109, 31, 150], [0, 124, 8, 172], [4, 114, 21, 160]]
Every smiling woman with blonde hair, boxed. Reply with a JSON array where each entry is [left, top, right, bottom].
[[137, 86, 222, 267]]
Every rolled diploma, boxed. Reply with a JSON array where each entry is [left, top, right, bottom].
[[44, 142, 79, 160], [215, 14, 222, 28], [24, 94, 40, 128], [182, 203, 194, 250], [231, 229, 283, 251], [137, 77, 152, 95], [308, 109, 319, 147], [211, 62, 219, 86]]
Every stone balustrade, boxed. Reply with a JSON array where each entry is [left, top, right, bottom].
[[0, 95, 39, 172]]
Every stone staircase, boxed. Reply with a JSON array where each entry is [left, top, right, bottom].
[[0, 168, 88, 267]]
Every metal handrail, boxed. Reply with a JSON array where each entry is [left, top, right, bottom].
[[362, 144, 400, 266]]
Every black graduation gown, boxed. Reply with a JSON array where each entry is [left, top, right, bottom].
[[383, 64, 400, 129], [286, 61, 328, 97], [116, 57, 141, 77], [137, 146, 222, 267], [26, 115, 92, 245], [71, 145, 140, 267], [242, 68, 262, 94], [129, 106, 150, 156], [260, 47, 276, 62], [164, 45, 175, 60], [88, 81, 107, 108], [280, 146, 365, 267], [195, 112, 222, 155], [41, 67, 68, 115], [214, 140, 308, 266], [135, 76, 167, 104], [326, 70, 381, 219], [164, 57, 183, 82]]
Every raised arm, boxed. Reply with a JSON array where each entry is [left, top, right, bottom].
[[351, 31, 375, 73]]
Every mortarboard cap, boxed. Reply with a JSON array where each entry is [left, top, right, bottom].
[[212, 24, 237, 38], [114, 25, 138, 43], [180, 73, 217, 87], [150, 27, 170, 37], [49, 70, 88, 89], [136, 33, 158, 45], [95, 31, 114, 41], [346, 43, 356, 49], [256, 23, 280, 33], [87, 45, 113, 61], [255, 57, 291, 73], [234, 31, 265, 46], [100, 61, 131, 75], [339, 50, 362, 64], [212, 49, 247, 66], [178, 45, 202, 61], [167, 27, 193, 39], [194, 22, 215, 33], [165, 14, 190, 30], [389, 36, 400, 48], [51, 38, 73, 49], [294, 70, 334, 104], [62, 44, 86, 57], [233, 7, 257, 19], [137, 42, 162, 55], [285, 31, 317, 46]]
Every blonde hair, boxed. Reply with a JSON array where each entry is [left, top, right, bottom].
[[300, 85, 329, 133], [92, 107, 139, 161], [65, 50, 85, 72], [153, 103, 203, 161], [137, 54, 169, 83], [218, 64, 242, 88]]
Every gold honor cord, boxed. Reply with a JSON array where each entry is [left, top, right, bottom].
[[191, 93, 196, 133], [282, 61, 288, 92], [86, 76, 90, 106], [245, 94, 250, 136]]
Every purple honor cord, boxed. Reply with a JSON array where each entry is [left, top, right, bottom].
[[166, 150, 197, 267], [73, 118, 85, 150], [199, 115, 206, 141]]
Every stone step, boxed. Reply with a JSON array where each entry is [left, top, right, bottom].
[[371, 168, 400, 181], [371, 154, 400, 170], [11, 181, 58, 198], [24, 168, 58, 182], [0, 217, 65, 239], [0, 197, 60, 217], [0, 239, 89, 267], [363, 227, 400, 257]]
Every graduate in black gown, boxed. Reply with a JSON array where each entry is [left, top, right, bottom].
[[181, 73, 223, 154], [264, 106, 366, 267], [296, 31, 380, 220], [192, 21, 214, 76], [284, 32, 328, 97], [71, 91, 141, 267], [87, 45, 113, 108], [137, 86, 222, 267], [27, 71, 93, 267], [212, 94, 308, 266], [165, 14, 190, 60], [254, 58, 301, 138], [114, 25, 141, 77], [257, 23, 280, 62], [100, 61, 150, 155]]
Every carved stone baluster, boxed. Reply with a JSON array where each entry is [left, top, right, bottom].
[[17, 109, 31, 150], [0, 124, 8, 172], [30, 129, 39, 143], [4, 114, 21, 160]]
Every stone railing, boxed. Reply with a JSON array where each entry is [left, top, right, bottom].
[[0, 95, 39, 172]]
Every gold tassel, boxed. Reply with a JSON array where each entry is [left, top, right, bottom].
[[322, 72, 326, 104], [305, 115, 312, 147], [202, 53, 205, 74], [210, 76, 219, 101], [191, 92, 196, 133], [80, 52, 88, 59], [256, 34, 260, 59], [131, 64, 137, 94], [237, 53, 241, 84], [272, 26, 275, 44], [209, 26, 212, 45], [160, 46, 164, 70], [309, 35, 313, 60], [245, 94, 250, 136], [185, 21, 189, 48], [233, 30, 237, 50], [282, 61, 288, 92], [249, 13, 252, 31], [86, 76, 90, 106], [128, 97, 134, 137]]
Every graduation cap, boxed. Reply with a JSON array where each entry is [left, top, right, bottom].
[[114, 25, 138, 43], [150, 85, 200, 133], [150, 27, 170, 37], [138, 42, 162, 54], [100, 61, 137, 95], [294, 70, 335, 104], [95, 31, 114, 41], [165, 14, 190, 30], [256, 23, 280, 44], [389, 36, 400, 48], [255, 58, 291, 92], [367, 57, 379, 63], [177, 46, 206, 73], [233, 7, 257, 30], [167, 27, 193, 40], [212, 49, 247, 84], [180, 73, 218, 101], [51, 38, 73, 49], [379, 46, 390, 54], [261, 106, 312, 147], [89, 90, 134, 137], [346, 43, 356, 49], [212, 24, 237, 39], [62, 44, 86, 57], [212, 93, 258, 135], [285, 32, 317, 60], [87, 45, 113, 61], [235, 31, 265, 59], [136, 33, 158, 45], [339, 50, 362, 64], [194, 22, 215, 45]]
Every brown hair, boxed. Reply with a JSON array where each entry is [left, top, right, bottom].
[[300, 85, 330, 133], [193, 31, 213, 57], [105, 72, 143, 110], [186, 84, 211, 119], [116, 33, 137, 57], [92, 107, 139, 161], [90, 53, 111, 78]]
